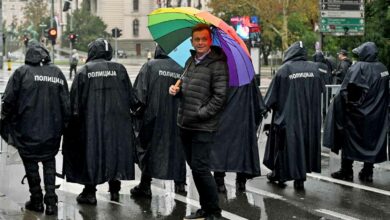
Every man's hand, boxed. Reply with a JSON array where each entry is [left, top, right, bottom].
[[169, 85, 180, 96]]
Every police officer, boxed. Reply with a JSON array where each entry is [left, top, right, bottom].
[[264, 41, 324, 190], [334, 49, 352, 84], [1, 40, 70, 215], [131, 45, 186, 198], [62, 38, 136, 204], [324, 42, 389, 182]]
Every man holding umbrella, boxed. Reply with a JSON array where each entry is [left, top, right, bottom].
[[169, 23, 228, 220]]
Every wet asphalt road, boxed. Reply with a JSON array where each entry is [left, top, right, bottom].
[[1, 61, 390, 220]]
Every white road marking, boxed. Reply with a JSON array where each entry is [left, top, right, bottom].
[[225, 180, 285, 200], [308, 173, 390, 196], [151, 186, 248, 220], [316, 209, 360, 220], [58, 180, 247, 220]]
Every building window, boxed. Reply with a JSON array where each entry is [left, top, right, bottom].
[[133, 19, 139, 37], [133, 0, 139, 11]]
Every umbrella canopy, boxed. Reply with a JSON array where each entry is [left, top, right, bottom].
[[148, 7, 255, 86]]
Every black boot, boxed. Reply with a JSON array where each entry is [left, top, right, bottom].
[[293, 180, 305, 190], [213, 172, 226, 193], [44, 186, 58, 215], [77, 185, 97, 205], [25, 197, 44, 213], [174, 181, 187, 194], [359, 163, 373, 182], [109, 179, 121, 202], [266, 172, 286, 186], [331, 158, 353, 181], [184, 209, 207, 219], [22, 158, 44, 213], [236, 173, 247, 192], [130, 185, 152, 198], [45, 203, 58, 216], [42, 158, 58, 215], [131, 174, 152, 198]]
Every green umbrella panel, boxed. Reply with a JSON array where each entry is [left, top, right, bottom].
[[148, 12, 209, 54]]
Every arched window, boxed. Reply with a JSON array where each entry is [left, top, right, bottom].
[[133, 19, 139, 37], [133, 0, 139, 11]]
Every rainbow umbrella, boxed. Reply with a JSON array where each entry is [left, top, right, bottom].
[[148, 7, 255, 86]]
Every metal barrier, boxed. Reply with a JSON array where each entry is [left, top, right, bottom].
[[324, 85, 341, 113]]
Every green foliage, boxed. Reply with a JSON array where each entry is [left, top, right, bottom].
[[288, 13, 317, 56], [63, 7, 109, 52], [21, 0, 49, 39], [208, 0, 256, 21]]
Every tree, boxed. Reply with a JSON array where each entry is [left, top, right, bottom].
[[81, 0, 91, 12], [208, 0, 318, 64], [21, 0, 49, 39], [64, 7, 109, 52]]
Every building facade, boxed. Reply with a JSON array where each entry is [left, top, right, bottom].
[[2, 0, 209, 55], [90, 0, 210, 56]]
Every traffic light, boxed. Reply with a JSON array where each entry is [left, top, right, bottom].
[[63, 0, 72, 12], [111, 28, 116, 37], [111, 27, 122, 38], [69, 33, 77, 43], [48, 27, 57, 44], [23, 35, 29, 47]]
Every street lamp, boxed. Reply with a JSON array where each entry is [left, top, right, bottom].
[[63, 0, 74, 64]]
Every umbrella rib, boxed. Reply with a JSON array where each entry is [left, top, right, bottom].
[[147, 18, 199, 29], [148, 12, 206, 24], [214, 30, 239, 86], [232, 43, 254, 84], [217, 30, 254, 85]]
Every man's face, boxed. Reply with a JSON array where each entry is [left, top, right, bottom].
[[191, 29, 212, 57]]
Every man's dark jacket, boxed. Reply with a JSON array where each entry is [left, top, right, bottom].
[[210, 79, 266, 176], [263, 41, 324, 182], [323, 42, 389, 163], [62, 39, 135, 185], [1, 44, 70, 161], [177, 46, 229, 132], [133, 46, 186, 181]]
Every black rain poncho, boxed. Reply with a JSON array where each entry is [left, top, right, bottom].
[[263, 41, 324, 182], [313, 52, 333, 85], [62, 39, 135, 185], [210, 80, 265, 176], [323, 42, 389, 163], [133, 46, 186, 181], [1, 43, 70, 161]]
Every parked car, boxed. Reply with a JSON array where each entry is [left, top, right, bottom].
[[117, 50, 128, 58]]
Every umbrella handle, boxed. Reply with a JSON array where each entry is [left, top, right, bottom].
[[174, 79, 182, 87], [174, 59, 193, 88]]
